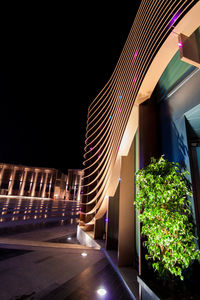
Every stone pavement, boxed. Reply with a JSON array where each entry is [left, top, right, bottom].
[[0, 224, 137, 299]]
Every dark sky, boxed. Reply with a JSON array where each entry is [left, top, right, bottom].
[[0, 2, 140, 174]]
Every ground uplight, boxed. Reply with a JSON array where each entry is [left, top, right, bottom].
[[97, 288, 107, 296]]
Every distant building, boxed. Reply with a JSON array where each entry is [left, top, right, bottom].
[[53, 170, 68, 200], [66, 169, 84, 201], [0, 163, 84, 200]]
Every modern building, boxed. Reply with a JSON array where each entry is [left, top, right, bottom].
[[80, 0, 200, 286], [0, 163, 84, 201], [66, 169, 84, 201]]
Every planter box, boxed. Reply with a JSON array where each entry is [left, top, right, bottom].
[[137, 276, 160, 300]]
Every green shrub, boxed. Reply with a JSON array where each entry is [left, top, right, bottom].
[[135, 156, 200, 280]]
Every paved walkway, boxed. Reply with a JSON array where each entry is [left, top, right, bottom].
[[0, 224, 137, 299]]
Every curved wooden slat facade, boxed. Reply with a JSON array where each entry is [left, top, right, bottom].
[[80, 0, 200, 231]]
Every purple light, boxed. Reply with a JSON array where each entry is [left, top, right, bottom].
[[118, 108, 121, 114], [105, 218, 108, 223], [90, 147, 93, 151], [168, 10, 182, 28], [134, 49, 138, 58], [132, 72, 138, 87], [178, 42, 182, 48], [132, 48, 138, 64]]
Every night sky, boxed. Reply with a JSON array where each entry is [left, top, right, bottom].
[[0, 3, 140, 174]]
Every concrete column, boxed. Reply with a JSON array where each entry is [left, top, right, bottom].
[[8, 167, 17, 195], [41, 172, 48, 198], [19, 169, 28, 196], [118, 139, 135, 267], [77, 175, 82, 201], [48, 174, 53, 198], [0, 164, 5, 188], [31, 170, 39, 197]]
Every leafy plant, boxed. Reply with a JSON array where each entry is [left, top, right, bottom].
[[135, 156, 200, 280]]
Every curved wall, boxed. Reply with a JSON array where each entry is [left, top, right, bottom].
[[81, 0, 200, 227]]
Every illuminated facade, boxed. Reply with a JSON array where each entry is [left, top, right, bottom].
[[66, 169, 84, 201], [0, 163, 62, 198], [0, 163, 84, 201], [80, 0, 200, 275]]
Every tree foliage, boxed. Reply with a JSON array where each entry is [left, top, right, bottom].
[[135, 156, 200, 280]]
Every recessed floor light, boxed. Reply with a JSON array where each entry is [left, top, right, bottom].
[[97, 288, 107, 296], [81, 252, 87, 257]]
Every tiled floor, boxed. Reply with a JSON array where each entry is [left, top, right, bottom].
[[41, 258, 133, 300], [0, 224, 137, 300]]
